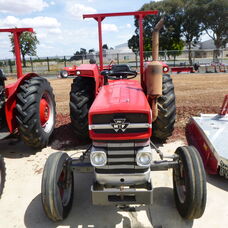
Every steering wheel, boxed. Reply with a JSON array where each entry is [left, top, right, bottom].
[[107, 70, 137, 80]]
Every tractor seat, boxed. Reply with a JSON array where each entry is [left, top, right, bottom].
[[111, 64, 131, 72], [110, 64, 136, 79]]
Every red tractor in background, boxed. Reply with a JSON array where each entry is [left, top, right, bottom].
[[0, 28, 56, 196], [60, 65, 77, 78], [59, 60, 116, 78], [41, 11, 206, 222]]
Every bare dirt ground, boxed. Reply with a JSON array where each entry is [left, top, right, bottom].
[[1, 73, 228, 227]]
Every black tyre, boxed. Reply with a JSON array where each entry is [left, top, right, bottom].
[[152, 74, 176, 142], [0, 155, 5, 198], [60, 70, 68, 78], [173, 146, 207, 219], [188, 146, 207, 219], [16, 76, 56, 149], [41, 152, 74, 221], [70, 77, 95, 139]]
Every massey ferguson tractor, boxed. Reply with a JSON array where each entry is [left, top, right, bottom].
[[0, 28, 56, 149], [41, 11, 206, 222]]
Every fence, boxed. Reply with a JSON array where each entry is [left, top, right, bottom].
[[0, 49, 227, 76]]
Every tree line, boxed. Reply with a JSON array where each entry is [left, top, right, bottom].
[[128, 0, 228, 65]]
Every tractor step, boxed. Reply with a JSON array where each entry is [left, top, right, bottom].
[[0, 126, 10, 140]]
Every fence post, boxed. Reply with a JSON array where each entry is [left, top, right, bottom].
[[64, 56, 66, 67], [117, 53, 119, 64], [174, 55, 176, 67], [30, 57, 33, 72], [82, 55, 84, 64], [47, 57, 50, 71], [8, 59, 13, 73], [135, 52, 138, 69]]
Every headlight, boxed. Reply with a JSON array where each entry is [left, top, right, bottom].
[[136, 151, 152, 167], [163, 67, 168, 72], [76, 70, 81, 75], [90, 151, 107, 167]]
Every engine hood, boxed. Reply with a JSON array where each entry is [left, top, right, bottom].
[[89, 80, 151, 115], [88, 80, 152, 141]]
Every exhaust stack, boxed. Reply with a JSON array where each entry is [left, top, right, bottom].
[[152, 18, 164, 61], [145, 18, 164, 122]]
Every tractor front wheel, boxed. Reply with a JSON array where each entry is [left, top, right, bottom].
[[173, 146, 207, 219], [0, 155, 5, 198], [16, 76, 56, 149], [41, 152, 74, 221]]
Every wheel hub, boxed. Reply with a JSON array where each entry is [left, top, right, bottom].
[[40, 98, 50, 126], [58, 168, 72, 207]]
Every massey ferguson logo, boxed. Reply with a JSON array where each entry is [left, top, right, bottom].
[[111, 119, 129, 132]]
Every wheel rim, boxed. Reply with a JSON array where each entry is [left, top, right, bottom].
[[62, 71, 68, 77], [39, 91, 54, 133], [57, 167, 72, 207], [174, 162, 186, 203]]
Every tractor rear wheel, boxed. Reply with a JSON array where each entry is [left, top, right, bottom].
[[173, 146, 207, 219], [70, 77, 95, 139], [0, 155, 5, 198], [41, 152, 74, 221], [16, 76, 56, 149], [152, 74, 176, 142]]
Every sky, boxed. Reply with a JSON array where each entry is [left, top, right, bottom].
[[0, 0, 210, 59]]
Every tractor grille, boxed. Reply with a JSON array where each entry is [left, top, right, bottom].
[[95, 141, 148, 173], [91, 113, 150, 134], [92, 113, 148, 124]]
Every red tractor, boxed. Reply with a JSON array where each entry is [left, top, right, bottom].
[[41, 11, 206, 222], [0, 28, 56, 149], [60, 65, 77, 78], [59, 60, 115, 78]]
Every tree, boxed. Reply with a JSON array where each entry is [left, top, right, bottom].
[[128, 0, 185, 60], [88, 48, 95, 53], [10, 31, 39, 67], [102, 44, 108, 50], [71, 48, 87, 61], [180, 1, 203, 65], [200, 0, 228, 60]]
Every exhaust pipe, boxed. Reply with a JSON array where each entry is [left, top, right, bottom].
[[145, 18, 164, 122], [152, 18, 164, 61]]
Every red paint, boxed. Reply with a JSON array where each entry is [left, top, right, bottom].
[[96, 17, 104, 71], [75, 64, 103, 95], [219, 95, 228, 115], [0, 28, 34, 79], [0, 28, 37, 133], [89, 80, 152, 140], [138, 14, 144, 86], [62, 65, 77, 76], [40, 98, 50, 126], [186, 119, 218, 174], [171, 66, 194, 73]]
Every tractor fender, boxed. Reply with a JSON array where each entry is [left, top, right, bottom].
[[75, 64, 103, 96], [5, 72, 39, 132]]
